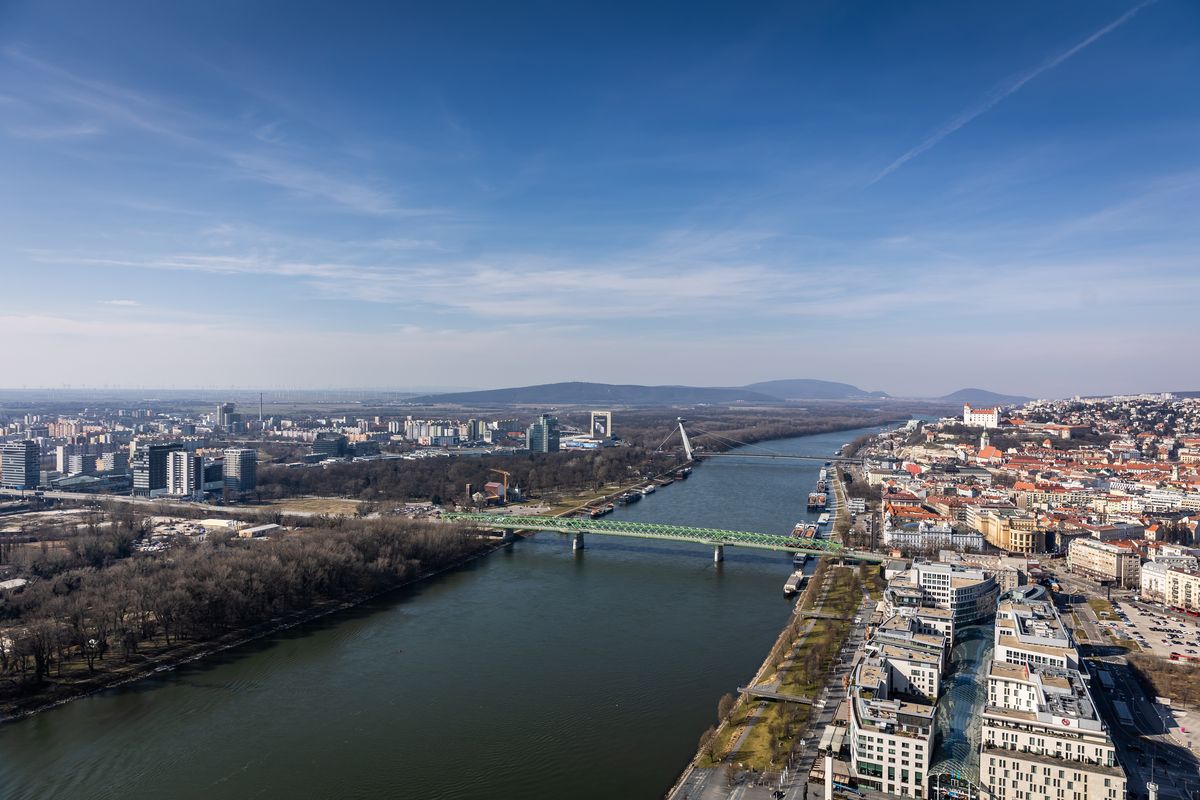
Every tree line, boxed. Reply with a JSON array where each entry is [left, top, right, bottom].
[[257, 446, 675, 504], [254, 407, 910, 504], [0, 515, 485, 698]]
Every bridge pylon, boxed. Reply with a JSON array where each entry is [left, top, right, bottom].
[[677, 417, 694, 461], [572, 532, 585, 551], [713, 544, 724, 562]]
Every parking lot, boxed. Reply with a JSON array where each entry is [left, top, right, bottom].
[[1096, 595, 1200, 659]]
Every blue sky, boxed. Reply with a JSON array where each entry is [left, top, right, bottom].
[[1, 0, 1197, 397]]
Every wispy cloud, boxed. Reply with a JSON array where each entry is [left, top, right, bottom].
[[8, 122, 104, 140], [871, 0, 1157, 184], [228, 153, 432, 217], [101, 299, 140, 306], [2, 47, 425, 218]]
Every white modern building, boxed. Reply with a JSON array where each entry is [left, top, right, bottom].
[[980, 663, 1124, 800], [849, 653, 937, 799], [165, 450, 203, 498], [912, 562, 998, 625], [993, 598, 1079, 671]]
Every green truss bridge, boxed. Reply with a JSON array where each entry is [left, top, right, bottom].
[[440, 513, 887, 563]]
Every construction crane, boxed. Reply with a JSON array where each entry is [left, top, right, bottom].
[[488, 468, 511, 505]]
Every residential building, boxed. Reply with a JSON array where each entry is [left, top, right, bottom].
[[1163, 568, 1200, 613], [849, 652, 936, 798], [166, 450, 203, 498], [223, 448, 257, 496], [1066, 538, 1140, 588], [0, 440, 40, 490], [1140, 561, 1171, 604]]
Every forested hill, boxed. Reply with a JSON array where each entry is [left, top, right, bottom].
[[741, 379, 887, 400], [408, 382, 778, 405], [409, 379, 886, 405]]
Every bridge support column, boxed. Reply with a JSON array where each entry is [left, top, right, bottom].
[[713, 544, 724, 562], [573, 532, 585, 551]]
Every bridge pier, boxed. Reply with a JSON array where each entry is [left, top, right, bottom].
[[713, 544, 724, 563], [573, 532, 585, 551]]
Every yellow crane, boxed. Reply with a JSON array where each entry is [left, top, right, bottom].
[[489, 468, 511, 505]]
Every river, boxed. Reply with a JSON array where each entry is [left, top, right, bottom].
[[0, 424, 892, 800]]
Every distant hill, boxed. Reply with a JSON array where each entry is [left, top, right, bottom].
[[742, 379, 888, 401], [408, 381, 779, 406], [938, 388, 1032, 406]]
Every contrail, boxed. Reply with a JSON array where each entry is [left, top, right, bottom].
[[871, 0, 1157, 184]]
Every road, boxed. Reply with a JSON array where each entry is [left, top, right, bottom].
[[785, 588, 874, 800], [1052, 570, 1200, 800]]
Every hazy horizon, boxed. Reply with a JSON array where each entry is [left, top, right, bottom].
[[2, 1, 1197, 398]]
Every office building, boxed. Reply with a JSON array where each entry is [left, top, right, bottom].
[[311, 433, 349, 458], [132, 441, 183, 497], [0, 440, 40, 490], [912, 561, 998, 625], [67, 453, 95, 476], [527, 414, 560, 453]]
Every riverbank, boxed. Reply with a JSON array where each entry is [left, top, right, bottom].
[[0, 536, 502, 724]]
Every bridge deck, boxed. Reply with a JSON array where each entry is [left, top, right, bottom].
[[441, 513, 885, 562]]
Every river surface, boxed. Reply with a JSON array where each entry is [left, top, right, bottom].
[[0, 424, 892, 800]]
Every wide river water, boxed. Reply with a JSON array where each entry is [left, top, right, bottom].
[[0, 424, 891, 800]]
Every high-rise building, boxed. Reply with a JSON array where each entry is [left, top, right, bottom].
[[216, 402, 236, 429], [166, 450, 203, 498], [1, 440, 40, 490], [132, 441, 183, 497], [67, 453, 95, 476], [99, 451, 129, 473], [223, 448, 258, 496], [526, 414, 560, 453], [55, 443, 77, 474]]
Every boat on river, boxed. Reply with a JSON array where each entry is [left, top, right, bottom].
[[783, 570, 807, 596]]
